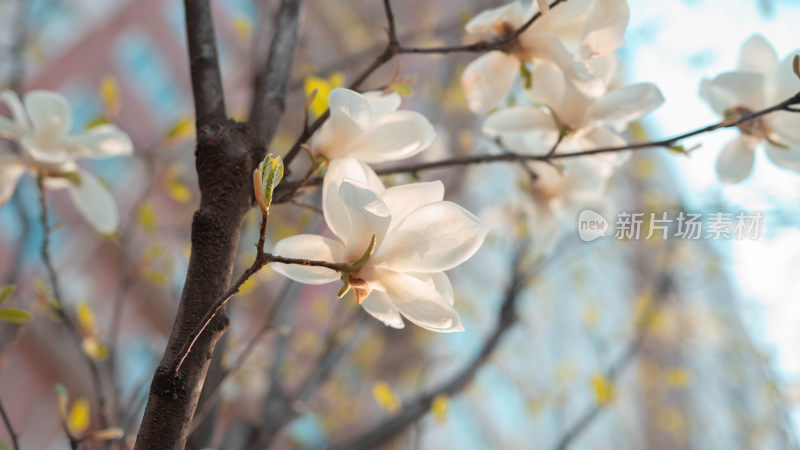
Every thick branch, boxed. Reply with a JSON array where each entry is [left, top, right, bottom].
[[249, 0, 304, 145], [331, 251, 530, 450], [184, 0, 226, 125]]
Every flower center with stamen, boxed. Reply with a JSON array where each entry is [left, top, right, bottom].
[[730, 106, 770, 139], [347, 276, 372, 304], [492, 21, 521, 54]]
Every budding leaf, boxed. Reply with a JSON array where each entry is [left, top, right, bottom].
[[255, 153, 284, 214], [0, 285, 14, 305], [91, 427, 124, 441], [432, 394, 449, 423], [519, 61, 533, 89], [390, 83, 413, 97], [592, 374, 615, 406], [68, 398, 91, 435], [372, 381, 401, 412], [0, 308, 33, 324], [794, 54, 800, 79]]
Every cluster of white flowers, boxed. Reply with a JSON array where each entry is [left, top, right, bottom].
[[272, 89, 488, 332], [700, 35, 800, 183], [460, 0, 665, 245], [0, 90, 133, 233], [4, 1, 797, 335]]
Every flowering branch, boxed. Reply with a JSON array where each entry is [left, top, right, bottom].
[[331, 247, 531, 450], [0, 398, 20, 450], [280, 0, 566, 169], [394, 0, 565, 55], [171, 212, 374, 377], [371, 91, 800, 176]]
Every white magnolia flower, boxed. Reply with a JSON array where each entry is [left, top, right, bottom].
[[518, 158, 609, 250], [271, 158, 488, 332], [461, 0, 629, 113], [482, 60, 663, 172], [0, 90, 133, 233], [699, 35, 800, 183], [310, 88, 435, 163]]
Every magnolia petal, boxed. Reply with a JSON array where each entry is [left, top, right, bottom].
[[381, 181, 445, 231], [376, 201, 488, 273], [577, 127, 629, 172], [271, 234, 346, 284], [0, 90, 28, 138], [465, 1, 526, 37], [526, 60, 566, 114], [483, 106, 556, 135], [0, 116, 24, 140], [764, 141, 800, 172], [360, 290, 405, 329], [338, 181, 391, 256], [323, 158, 385, 243], [579, 0, 629, 59], [591, 83, 664, 127], [715, 136, 756, 184], [66, 169, 119, 233], [24, 90, 72, 141], [0, 154, 27, 206], [328, 88, 371, 128], [66, 124, 134, 158], [736, 34, 778, 76], [699, 72, 765, 116], [362, 91, 402, 115], [374, 268, 464, 333], [408, 271, 455, 306], [482, 106, 559, 155], [584, 53, 618, 87], [346, 111, 435, 163], [312, 109, 364, 160], [770, 111, 800, 149], [461, 51, 520, 114], [767, 53, 800, 105]]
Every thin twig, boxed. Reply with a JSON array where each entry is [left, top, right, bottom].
[[372, 92, 800, 175], [170, 213, 356, 377], [553, 276, 674, 450], [395, 0, 565, 55], [277, 92, 800, 195], [188, 282, 294, 434], [280, 0, 564, 170], [0, 398, 20, 450], [37, 175, 111, 431]]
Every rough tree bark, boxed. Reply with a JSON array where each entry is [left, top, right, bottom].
[[134, 1, 302, 448]]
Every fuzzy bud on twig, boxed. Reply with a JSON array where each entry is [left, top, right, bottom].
[[253, 153, 284, 214]]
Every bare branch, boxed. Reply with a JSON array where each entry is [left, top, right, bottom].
[[330, 249, 531, 450], [0, 398, 20, 450], [184, 0, 226, 125], [189, 283, 294, 435], [554, 276, 674, 450], [249, 0, 304, 145], [37, 175, 111, 431]]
